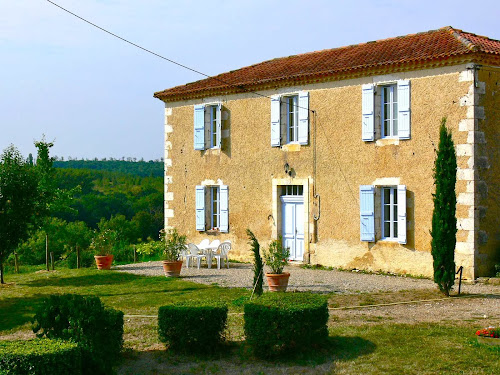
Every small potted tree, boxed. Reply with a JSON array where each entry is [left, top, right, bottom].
[[263, 237, 290, 292], [161, 228, 187, 277], [91, 229, 116, 270]]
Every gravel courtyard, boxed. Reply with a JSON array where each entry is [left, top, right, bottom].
[[116, 261, 499, 295]]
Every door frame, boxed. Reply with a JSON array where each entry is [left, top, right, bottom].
[[271, 178, 310, 263]]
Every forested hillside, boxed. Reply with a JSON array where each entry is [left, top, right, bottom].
[[53, 159, 163, 177], [14, 160, 164, 267]]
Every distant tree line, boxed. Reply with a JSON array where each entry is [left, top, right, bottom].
[[53, 158, 164, 177]]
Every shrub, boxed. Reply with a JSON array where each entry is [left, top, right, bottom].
[[247, 229, 263, 296], [158, 301, 228, 352], [112, 244, 135, 263], [263, 236, 290, 274], [160, 228, 186, 261], [431, 118, 457, 296], [32, 294, 124, 375], [135, 241, 164, 259], [244, 292, 329, 358], [0, 339, 81, 375]]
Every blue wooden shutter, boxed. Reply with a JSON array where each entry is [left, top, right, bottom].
[[271, 95, 281, 147], [219, 185, 229, 233], [397, 80, 410, 139], [298, 91, 309, 145], [194, 104, 205, 150], [195, 185, 205, 231], [361, 84, 375, 141], [397, 185, 407, 244], [216, 103, 222, 148], [360, 185, 375, 241]]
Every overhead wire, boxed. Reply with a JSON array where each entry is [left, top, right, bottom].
[[45, 0, 311, 113]]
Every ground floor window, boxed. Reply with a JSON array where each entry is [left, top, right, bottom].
[[281, 185, 303, 196], [195, 185, 228, 232], [210, 186, 220, 229], [382, 187, 398, 240]]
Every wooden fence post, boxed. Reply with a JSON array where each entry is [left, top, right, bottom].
[[14, 252, 19, 274], [76, 246, 81, 269], [46, 234, 49, 272], [50, 252, 54, 271]]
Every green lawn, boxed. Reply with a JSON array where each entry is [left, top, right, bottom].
[[1, 267, 498, 374]]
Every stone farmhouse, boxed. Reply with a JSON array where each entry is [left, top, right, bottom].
[[154, 27, 500, 279]]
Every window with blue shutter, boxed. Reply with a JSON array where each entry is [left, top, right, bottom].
[[215, 103, 222, 148], [397, 185, 407, 244], [360, 185, 375, 242], [219, 185, 229, 233], [397, 80, 411, 139], [298, 91, 309, 145], [194, 105, 205, 150], [361, 84, 375, 141], [271, 95, 281, 146], [195, 185, 205, 231]]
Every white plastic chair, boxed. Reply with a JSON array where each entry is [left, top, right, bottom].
[[206, 240, 221, 268], [180, 244, 190, 268], [213, 241, 231, 269], [187, 243, 206, 269]]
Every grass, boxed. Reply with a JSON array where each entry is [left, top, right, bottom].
[[0, 267, 248, 332], [1, 267, 499, 374]]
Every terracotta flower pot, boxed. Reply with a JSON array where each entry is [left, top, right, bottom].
[[162, 260, 183, 277], [266, 272, 290, 292], [94, 255, 114, 270]]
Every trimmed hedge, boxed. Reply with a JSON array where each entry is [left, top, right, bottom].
[[158, 301, 228, 352], [32, 294, 123, 375], [0, 339, 81, 375], [244, 292, 329, 357]]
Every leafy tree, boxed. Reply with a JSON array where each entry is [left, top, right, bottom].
[[431, 118, 457, 296], [247, 229, 263, 297], [0, 146, 38, 283], [34, 137, 57, 221], [97, 214, 139, 246]]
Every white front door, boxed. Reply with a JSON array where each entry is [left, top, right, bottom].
[[281, 196, 304, 261]]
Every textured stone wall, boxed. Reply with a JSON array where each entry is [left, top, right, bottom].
[[476, 67, 500, 276], [162, 64, 480, 278]]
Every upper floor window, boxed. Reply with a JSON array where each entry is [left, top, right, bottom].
[[286, 95, 299, 143], [271, 91, 309, 147], [362, 80, 410, 142], [381, 85, 398, 138], [209, 105, 220, 148], [194, 103, 222, 150]]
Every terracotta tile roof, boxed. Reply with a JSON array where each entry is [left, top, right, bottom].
[[154, 27, 500, 102]]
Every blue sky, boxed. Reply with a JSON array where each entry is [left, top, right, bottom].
[[1, 0, 499, 160]]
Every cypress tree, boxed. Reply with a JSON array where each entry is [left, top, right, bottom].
[[247, 229, 263, 297], [431, 118, 457, 296]]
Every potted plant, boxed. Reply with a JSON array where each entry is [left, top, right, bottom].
[[263, 237, 290, 292], [476, 327, 500, 346], [91, 229, 116, 270], [161, 228, 187, 277]]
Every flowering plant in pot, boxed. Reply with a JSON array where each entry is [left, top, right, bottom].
[[161, 228, 187, 277], [476, 327, 500, 346], [263, 236, 290, 292], [91, 229, 116, 270]]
